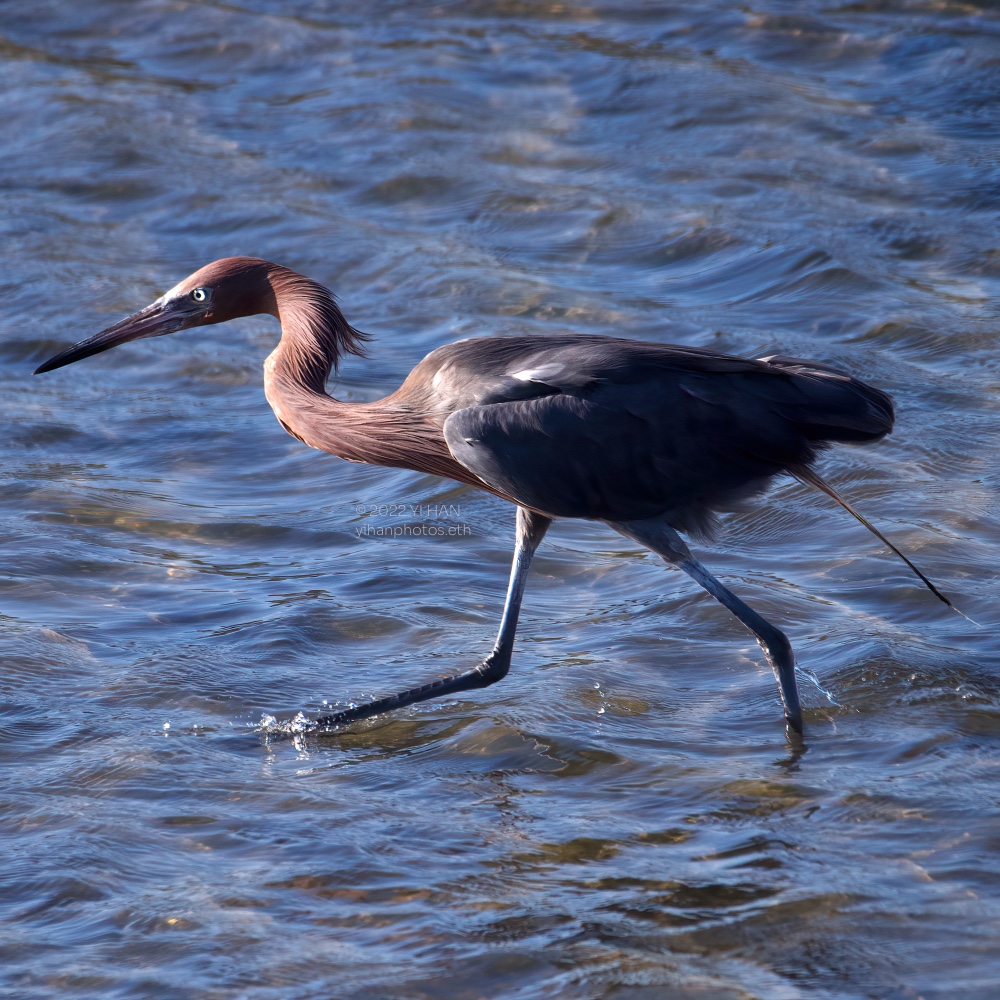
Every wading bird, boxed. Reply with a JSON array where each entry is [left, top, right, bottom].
[[36, 258, 951, 734]]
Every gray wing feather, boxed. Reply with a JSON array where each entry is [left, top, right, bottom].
[[441, 344, 893, 535]]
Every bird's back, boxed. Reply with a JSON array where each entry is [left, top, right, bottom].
[[393, 334, 893, 533]]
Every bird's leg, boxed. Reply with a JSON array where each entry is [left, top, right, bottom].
[[610, 519, 803, 733], [309, 507, 551, 733]]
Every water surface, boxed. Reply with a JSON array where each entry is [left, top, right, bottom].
[[2, 2, 1000, 997]]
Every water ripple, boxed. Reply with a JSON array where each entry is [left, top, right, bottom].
[[2, 2, 1000, 998]]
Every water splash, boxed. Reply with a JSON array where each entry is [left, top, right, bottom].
[[800, 669, 840, 707], [255, 711, 311, 735]]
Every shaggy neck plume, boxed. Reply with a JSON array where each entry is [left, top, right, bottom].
[[261, 264, 369, 394], [257, 262, 393, 463], [251, 260, 476, 487]]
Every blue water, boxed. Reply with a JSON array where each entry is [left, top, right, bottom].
[[2, 2, 1000, 997]]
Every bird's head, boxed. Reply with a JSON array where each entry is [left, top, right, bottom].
[[34, 257, 280, 375]]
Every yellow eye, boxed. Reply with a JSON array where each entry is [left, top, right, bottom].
[[191, 288, 208, 303]]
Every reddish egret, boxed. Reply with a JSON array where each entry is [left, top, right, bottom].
[[36, 257, 952, 734]]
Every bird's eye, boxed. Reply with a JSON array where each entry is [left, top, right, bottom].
[[190, 288, 208, 303]]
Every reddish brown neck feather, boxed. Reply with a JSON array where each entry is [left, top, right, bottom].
[[215, 260, 485, 491]]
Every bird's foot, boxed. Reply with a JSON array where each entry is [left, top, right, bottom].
[[305, 649, 511, 734]]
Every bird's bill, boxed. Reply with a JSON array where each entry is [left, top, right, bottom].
[[33, 296, 187, 375]]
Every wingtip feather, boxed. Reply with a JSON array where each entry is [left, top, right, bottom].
[[794, 467, 974, 624]]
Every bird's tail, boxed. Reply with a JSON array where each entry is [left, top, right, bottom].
[[758, 354, 895, 445], [794, 466, 972, 623]]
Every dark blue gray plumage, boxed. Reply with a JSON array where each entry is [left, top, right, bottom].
[[37, 258, 946, 738]]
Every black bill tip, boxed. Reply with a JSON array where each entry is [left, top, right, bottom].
[[34, 338, 119, 375], [32, 300, 179, 376], [34, 355, 67, 375]]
